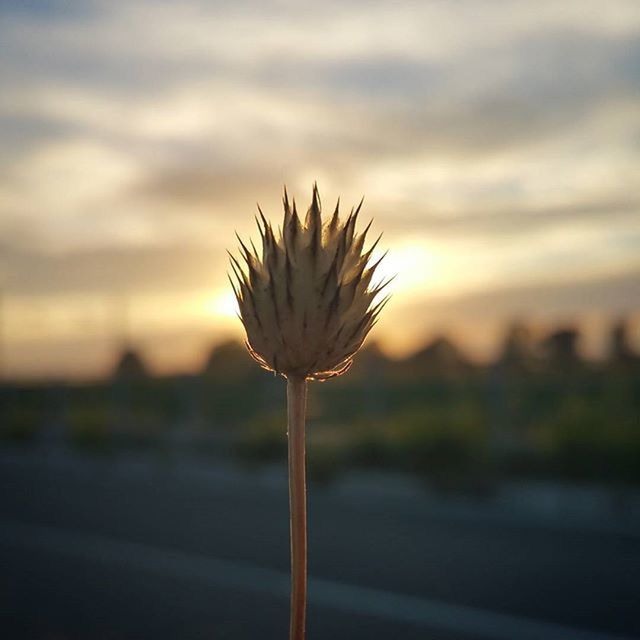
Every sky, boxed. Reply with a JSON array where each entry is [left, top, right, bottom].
[[1, 0, 639, 379]]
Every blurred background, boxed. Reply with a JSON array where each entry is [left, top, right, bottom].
[[1, 1, 639, 639]]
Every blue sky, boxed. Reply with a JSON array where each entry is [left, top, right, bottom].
[[1, 0, 639, 377]]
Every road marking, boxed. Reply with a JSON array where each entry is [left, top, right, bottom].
[[0, 519, 633, 640]]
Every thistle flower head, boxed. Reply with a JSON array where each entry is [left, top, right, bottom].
[[229, 184, 390, 381]]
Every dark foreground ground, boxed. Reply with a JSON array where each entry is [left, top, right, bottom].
[[1, 448, 638, 640]]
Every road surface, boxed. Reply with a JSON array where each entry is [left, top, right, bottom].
[[1, 449, 638, 639]]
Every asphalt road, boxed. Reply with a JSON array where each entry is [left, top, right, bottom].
[[1, 449, 638, 640]]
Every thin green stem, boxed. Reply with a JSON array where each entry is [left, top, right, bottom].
[[287, 376, 308, 640]]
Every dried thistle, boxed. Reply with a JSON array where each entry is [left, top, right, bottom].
[[228, 184, 390, 640], [229, 183, 391, 382]]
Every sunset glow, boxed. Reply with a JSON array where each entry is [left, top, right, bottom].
[[1, 0, 639, 379], [204, 290, 241, 324]]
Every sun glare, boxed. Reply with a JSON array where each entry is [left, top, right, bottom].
[[205, 289, 239, 321], [372, 242, 439, 297]]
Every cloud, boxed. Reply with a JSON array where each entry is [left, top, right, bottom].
[[381, 194, 640, 238], [3, 243, 226, 296], [421, 266, 640, 320], [2, 1, 640, 152]]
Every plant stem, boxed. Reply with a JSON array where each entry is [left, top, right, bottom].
[[287, 376, 308, 640]]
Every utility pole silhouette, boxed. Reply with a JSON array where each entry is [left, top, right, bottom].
[[110, 292, 131, 431], [113, 292, 131, 353], [0, 286, 4, 384], [0, 285, 6, 429]]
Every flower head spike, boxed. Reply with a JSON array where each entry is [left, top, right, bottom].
[[229, 184, 390, 381]]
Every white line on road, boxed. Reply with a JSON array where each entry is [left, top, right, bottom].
[[0, 519, 633, 640]]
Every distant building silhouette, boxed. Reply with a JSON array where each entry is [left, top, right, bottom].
[[401, 335, 472, 378], [348, 341, 390, 380], [609, 318, 639, 369], [112, 347, 148, 380], [202, 340, 253, 380], [540, 327, 582, 371], [498, 322, 535, 372]]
